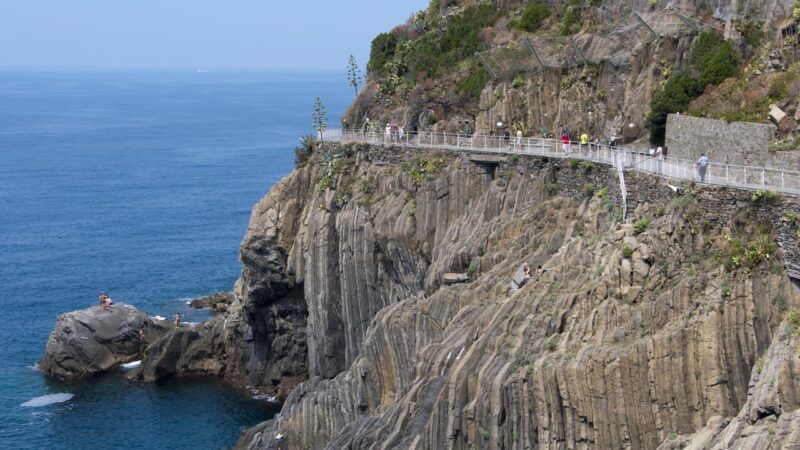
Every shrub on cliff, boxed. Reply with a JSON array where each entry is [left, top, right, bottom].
[[689, 31, 739, 87], [511, 2, 551, 33], [647, 31, 740, 145], [368, 32, 402, 76], [294, 134, 316, 168], [646, 73, 702, 145]]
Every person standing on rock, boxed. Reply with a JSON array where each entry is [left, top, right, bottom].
[[696, 153, 709, 183], [138, 326, 145, 356], [174, 313, 182, 328]]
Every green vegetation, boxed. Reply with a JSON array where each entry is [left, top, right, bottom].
[[347, 55, 361, 98], [584, 183, 595, 195], [568, 158, 581, 169], [317, 174, 333, 194], [368, 32, 402, 77], [688, 31, 739, 87], [787, 310, 800, 336], [647, 32, 738, 145], [646, 73, 702, 145], [750, 190, 779, 205], [633, 217, 651, 234], [511, 2, 551, 33], [457, 63, 491, 100], [401, 155, 447, 187], [622, 246, 634, 259], [312, 97, 328, 143], [467, 259, 480, 277], [559, 4, 582, 36], [512, 74, 526, 88], [594, 187, 608, 199], [294, 134, 316, 168], [769, 140, 800, 152], [720, 232, 778, 272], [580, 161, 594, 172], [544, 183, 559, 194], [361, 176, 377, 208], [369, 3, 502, 84], [772, 295, 787, 312]]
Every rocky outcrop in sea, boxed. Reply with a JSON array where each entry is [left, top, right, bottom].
[[39, 304, 169, 381]]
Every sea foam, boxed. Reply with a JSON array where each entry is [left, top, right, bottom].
[[20, 393, 74, 408], [121, 360, 141, 369]]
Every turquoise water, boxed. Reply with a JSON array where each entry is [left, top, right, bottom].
[[0, 70, 351, 449]]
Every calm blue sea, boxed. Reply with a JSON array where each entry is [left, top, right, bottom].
[[0, 70, 351, 449]]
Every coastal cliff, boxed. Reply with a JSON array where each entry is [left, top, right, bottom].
[[38, 1, 800, 447], [229, 142, 800, 449]]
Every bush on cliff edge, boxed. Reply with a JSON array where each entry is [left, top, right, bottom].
[[647, 31, 738, 145]]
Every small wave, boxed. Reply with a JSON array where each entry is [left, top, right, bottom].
[[152, 315, 166, 321], [28, 363, 40, 372], [121, 360, 141, 370], [21, 393, 74, 408], [253, 394, 278, 402]]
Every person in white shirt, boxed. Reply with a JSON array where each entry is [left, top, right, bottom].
[[697, 154, 709, 182]]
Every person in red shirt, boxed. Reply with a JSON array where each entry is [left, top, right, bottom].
[[561, 131, 571, 154]]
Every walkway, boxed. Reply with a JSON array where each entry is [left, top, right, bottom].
[[323, 129, 800, 196]]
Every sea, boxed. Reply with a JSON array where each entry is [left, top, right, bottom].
[[0, 70, 351, 449]]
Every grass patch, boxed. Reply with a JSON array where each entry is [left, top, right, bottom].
[[401, 155, 447, 187], [622, 246, 634, 259], [787, 310, 800, 336], [633, 217, 652, 235]]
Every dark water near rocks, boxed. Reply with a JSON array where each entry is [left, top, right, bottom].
[[0, 70, 350, 449]]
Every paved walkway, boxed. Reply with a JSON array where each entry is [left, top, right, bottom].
[[323, 129, 800, 196]]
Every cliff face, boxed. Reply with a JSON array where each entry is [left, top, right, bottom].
[[231, 142, 800, 449], [345, 0, 797, 140]]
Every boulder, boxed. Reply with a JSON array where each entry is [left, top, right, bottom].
[[189, 291, 234, 314], [39, 304, 169, 381], [127, 318, 227, 383], [769, 105, 787, 125], [442, 273, 469, 285]]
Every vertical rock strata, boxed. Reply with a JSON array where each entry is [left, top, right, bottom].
[[232, 144, 800, 449]]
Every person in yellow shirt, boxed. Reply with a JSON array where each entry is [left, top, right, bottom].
[[579, 132, 589, 154]]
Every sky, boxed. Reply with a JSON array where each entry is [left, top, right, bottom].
[[0, 0, 429, 70]]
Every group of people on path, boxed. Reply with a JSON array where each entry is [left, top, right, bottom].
[[384, 123, 405, 143], [560, 130, 610, 155]]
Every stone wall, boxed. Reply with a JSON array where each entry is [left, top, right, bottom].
[[665, 114, 800, 169]]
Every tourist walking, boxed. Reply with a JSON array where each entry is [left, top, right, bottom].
[[503, 129, 511, 148], [580, 132, 589, 154], [609, 133, 618, 148], [561, 131, 571, 154], [696, 153, 709, 183], [515, 129, 523, 150], [655, 146, 664, 174]]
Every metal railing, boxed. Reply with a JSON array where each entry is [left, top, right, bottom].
[[321, 129, 800, 196]]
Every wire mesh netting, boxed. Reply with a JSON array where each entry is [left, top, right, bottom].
[[476, 3, 724, 77]]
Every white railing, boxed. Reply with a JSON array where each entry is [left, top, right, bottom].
[[321, 129, 800, 196]]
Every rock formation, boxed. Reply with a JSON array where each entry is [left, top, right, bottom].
[[231, 144, 800, 449], [189, 291, 234, 314], [39, 304, 168, 381]]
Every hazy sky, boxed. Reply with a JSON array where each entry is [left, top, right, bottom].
[[0, 0, 428, 70]]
